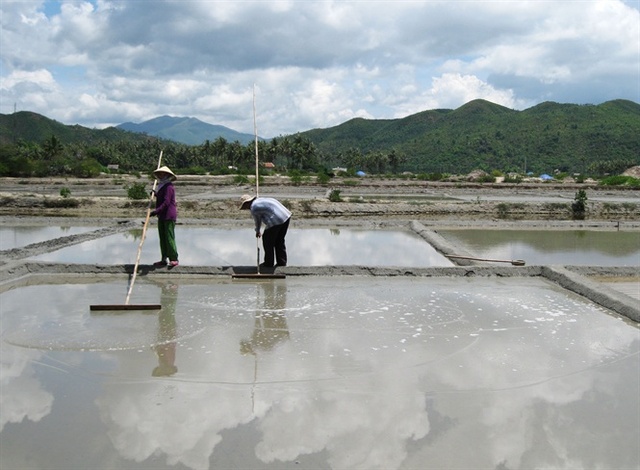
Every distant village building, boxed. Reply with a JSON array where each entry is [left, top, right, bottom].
[[262, 162, 275, 169], [107, 164, 119, 171]]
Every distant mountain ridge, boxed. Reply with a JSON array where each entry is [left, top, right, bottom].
[[1, 99, 638, 174], [116, 115, 257, 145], [298, 98, 640, 173]]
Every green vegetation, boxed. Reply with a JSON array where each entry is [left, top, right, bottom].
[[288, 170, 304, 186], [571, 189, 588, 220], [1, 99, 639, 178], [599, 175, 640, 187], [59, 187, 71, 198], [300, 99, 640, 175], [328, 189, 342, 202], [127, 182, 149, 200], [316, 172, 331, 184]]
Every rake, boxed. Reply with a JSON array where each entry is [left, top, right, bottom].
[[90, 151, 165, 311]]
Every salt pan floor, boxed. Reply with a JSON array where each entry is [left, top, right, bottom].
[[27, 227, 453, 267], [439, 229, 640, 266], [1, 276, 638, 469]]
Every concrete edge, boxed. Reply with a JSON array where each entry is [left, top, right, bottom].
[[541, 266, 639, 323], [409, 220, 476, 266]]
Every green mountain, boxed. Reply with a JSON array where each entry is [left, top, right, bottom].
[[0, 112, 255, 147], [0, 111, 153, 146], [116, 115, 257, 145], [299, 99, 640, 173], [1, 99, 638, 175]]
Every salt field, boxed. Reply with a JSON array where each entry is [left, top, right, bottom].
[[1, 220, 638, 470], [438, 229, 640, 266], [26, 227, 454, 267], [1, 276, 638, 469]]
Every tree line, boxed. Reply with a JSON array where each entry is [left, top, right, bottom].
[[0, 134, 410, 178]]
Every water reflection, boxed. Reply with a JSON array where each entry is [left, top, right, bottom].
[[240, 283, 290, 356], [152, 283, 179, 377], [28, 227, 453, 267], [440, 229, 640, 266], [0, 277, 638, 469], [0, 342, 53, 432]]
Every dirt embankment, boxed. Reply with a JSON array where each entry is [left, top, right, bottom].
[[0, 175, 638, 222]]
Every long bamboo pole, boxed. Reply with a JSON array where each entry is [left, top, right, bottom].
[[232, 86, 284, 279], [253, 84, 259, 198], [125, 150, 163, 304], [253, 85, 261, 275]]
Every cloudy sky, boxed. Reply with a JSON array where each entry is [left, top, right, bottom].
[[1, 0, 639, 138]]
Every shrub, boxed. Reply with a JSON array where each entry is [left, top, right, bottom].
[[127, 182, 149, 200], [316, 172, 331, 184], [328, 189, 342, 202], [477, 174, 496, 183], [59, 187, 71, 198], [289, 170, 303, 186], [71, 158, 102, 178], [571, 189, 588, 220]]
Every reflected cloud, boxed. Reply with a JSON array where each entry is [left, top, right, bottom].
[[28, 227, 453, 267], [0, 344, 53, 432], [1, 278, 638, 469]]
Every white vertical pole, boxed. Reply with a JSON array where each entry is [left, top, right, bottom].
[[253, 84, 259, 197]]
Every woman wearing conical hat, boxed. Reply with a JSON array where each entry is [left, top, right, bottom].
[[150, 166, 179, 267]]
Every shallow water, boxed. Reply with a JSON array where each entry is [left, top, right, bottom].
[[27, 227, 454, 267], [1, 277, 638, 469], [0, 226, 99, 250], [439, 229, 640, 266]]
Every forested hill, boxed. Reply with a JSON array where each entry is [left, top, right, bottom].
[[0, 111, 162, 146], [0, 112, 254, 147], [299, 99, 640, 173], [1, 99, 639, 175]]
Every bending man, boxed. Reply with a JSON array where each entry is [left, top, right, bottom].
[[239, 194, 291, 268]]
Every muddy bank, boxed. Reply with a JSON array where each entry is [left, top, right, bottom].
[[1, 175, 639, 220]]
